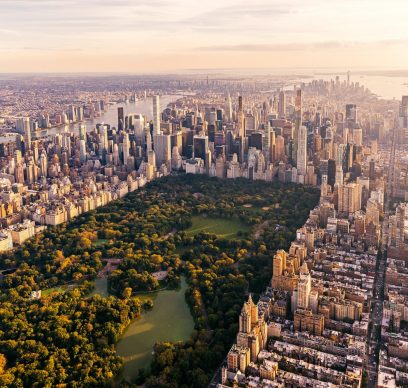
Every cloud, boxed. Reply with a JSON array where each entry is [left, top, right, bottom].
[[195, 40, 408, 52], [23, 47, 83, 52]]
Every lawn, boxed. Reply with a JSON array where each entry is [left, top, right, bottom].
[[185, 216, 249, 240], [42, 285, 69, 296], [94, 239, 109, 247]]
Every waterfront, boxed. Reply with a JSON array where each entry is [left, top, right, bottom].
[[41, 94, 181, 137], [116, 277, 194, 382]]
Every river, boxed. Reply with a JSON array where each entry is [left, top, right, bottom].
[[115, 276, 194, 382], [40, 94, 181, 137]]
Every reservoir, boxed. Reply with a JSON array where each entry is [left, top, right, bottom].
[[115, 276, 194, 382]]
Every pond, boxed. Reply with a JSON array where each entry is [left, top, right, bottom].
[[90, 278, 109, 298], [116, 276, 194, 382]]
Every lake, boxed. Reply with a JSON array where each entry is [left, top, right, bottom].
[[116, 276, 194, 382]]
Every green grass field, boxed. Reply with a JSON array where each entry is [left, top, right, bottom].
[[94, 239, 109, 247], [42, 285, 69, 296], [185, 216, 249, 240]]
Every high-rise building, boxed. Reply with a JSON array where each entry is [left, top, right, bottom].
[[352, 127, 363, 146], [122, 133, 130, 164], [153, 95, 161, 135], [68, 105, 77, 122], [22, 117, 31, 151], [238, 96, 244, 137], [79, 139, 86, 164], [296, 125, 307, 176], [278, 91, 286, 118], [225, 93, 232, 122], [346, 104, 357, 129], [297, 262, 311, 309], [79, 124, 86, 141], [153, 133, 171, 167], [118, 107, 124, 131], [293, 89, 303, 164], [337, 182, 361, 214], [274, 135, 285, 163], [193, 135, 209, 160]]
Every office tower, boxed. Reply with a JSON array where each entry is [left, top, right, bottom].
[[297, 262, 311, 309], [296, 125, 307, 176], [250, 133, 263, 151], [153, 95, 161, 135], [346, 104, 357, 129], [245, 114, 256, 132], [118, 107, 124, 131], [153, 133, 171, 167], [207, 109, 217, 126], [278, 91, 286, 118], [193, 135, 209, 160], [327, 159, 336, 187]]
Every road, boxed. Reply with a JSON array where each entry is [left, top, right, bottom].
[[365, 211, 389, 387]]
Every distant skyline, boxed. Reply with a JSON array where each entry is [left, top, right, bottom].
[[1, 0, 408, 72]]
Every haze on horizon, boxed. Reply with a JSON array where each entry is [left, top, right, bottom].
[[1, 0, 408, 73]]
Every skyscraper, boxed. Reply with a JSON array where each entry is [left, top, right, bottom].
[[293, 89, 302, 165], [153, 133, 171, 167], [118, 107, 124, 131], [278, 91, 286, 118], [297, 125, 307, 176], [79, 124, 86, 141], [22, 117, 31, 152], [153, 95, 161, 135], [297, 262, 311, 309], [122, 133, 130, 164], [225, 92, 232, 122], [193, 134, 209, 160], [337, 182, 362, 214], [346, 104, 357, 129], [238, 96, 244, 137]]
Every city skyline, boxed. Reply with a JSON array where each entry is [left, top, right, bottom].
[[1, 0, 408, 72]]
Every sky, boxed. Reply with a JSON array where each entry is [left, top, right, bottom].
[[1, 0, 408, 73]]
